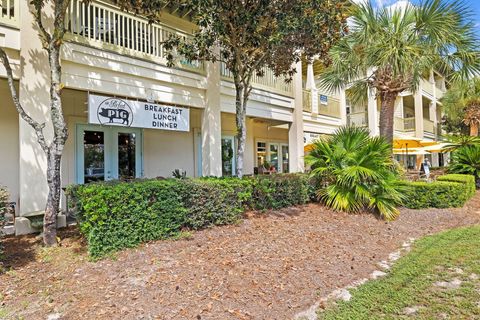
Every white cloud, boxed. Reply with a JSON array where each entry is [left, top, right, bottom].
[[351, 0, 413, 9]]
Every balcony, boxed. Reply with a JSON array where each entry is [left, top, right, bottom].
[[302, 89, 341, 118], [394, 117, 415, 132], [221, 63, 293, 97], [435, 83, 445, 99], [423, 118, 435, 134], [347, 111, 368, 127], [65, 0, 204, 73], [319, 96, 341, 118], [421, 78, 434, 97], [0, 0, 19, 28]]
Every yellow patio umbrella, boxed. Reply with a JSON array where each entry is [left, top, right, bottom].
[[304, 144, 314, 153], [392, 134, 423, 149], [393, 148, 429, 155], [421, 142, 450, 153]]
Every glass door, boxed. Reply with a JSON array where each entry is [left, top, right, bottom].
[[269, 143, 279, 173], [221, 136, 236, 176], [76, 125, 142, 183], [281, 144, 289, 173], [113, 128, 143, 181], [80, 128, 109, 183]]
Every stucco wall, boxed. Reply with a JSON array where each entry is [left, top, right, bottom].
[[0, 80, 19, 204], [143, 109, 201, 178]]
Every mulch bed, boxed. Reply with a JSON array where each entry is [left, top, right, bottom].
[[1, 195, 480, 320]]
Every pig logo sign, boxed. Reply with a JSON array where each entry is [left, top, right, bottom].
[[96, 98, 133, 127]]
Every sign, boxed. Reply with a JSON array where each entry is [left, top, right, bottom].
[[88, 95, 190, 132], [304, 132, 321, 145], [319, 94, 328, 105]]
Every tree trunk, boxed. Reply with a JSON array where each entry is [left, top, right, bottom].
[[0, 1, 69, 246], [234, 81, 247, 178], [378, 91, 398, 145], [44, 151, 62, 245], [470, 122, 479, 137], [43, 43, 68, 246]]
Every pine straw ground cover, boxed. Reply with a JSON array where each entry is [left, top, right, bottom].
[[1, 195, 480, 320]]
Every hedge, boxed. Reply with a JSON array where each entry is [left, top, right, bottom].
[[400, 174, 475, 209], [67, 174, 310, 258], [0, 187, 9, 266], [437, 174, 476, 198]]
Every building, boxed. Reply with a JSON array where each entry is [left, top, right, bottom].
[[302, 60, 447, 169], [0, 1, 445, 234]]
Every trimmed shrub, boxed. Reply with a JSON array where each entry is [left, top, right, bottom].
[[69, 180, 188, 258], [437, 174, 476, 198], [248, 174, 310, 210], [0, 187, 8, 218], [0, 187, 9, 267], [179, 178, 253, 229], [67, 173, 310, 258], [401, 174, 475, 209]]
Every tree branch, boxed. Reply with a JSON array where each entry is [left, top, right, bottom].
[[0, 48, 49, 153], [32, 0, 52, 48]]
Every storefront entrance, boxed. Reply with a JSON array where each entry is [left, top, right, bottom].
[[76, 124, 143, 183], [221, 136, 236, 176], [256, 141, 289, 173]]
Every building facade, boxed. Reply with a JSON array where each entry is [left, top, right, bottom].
[[0, 1, 445, 234]]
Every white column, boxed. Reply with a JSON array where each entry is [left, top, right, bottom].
[[414, 91, 424, 139], [367, 87, 379, 136], [289, 61, 304, 173], [18, 1, 54, 214], [394, 95, 404, 118], [306, 62, 318, 114], [339, 88, 347, 126], [201, 53, 222, 177]]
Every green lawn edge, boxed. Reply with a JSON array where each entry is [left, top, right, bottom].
[[318, 225, 480, 320]]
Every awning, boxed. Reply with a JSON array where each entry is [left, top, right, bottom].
[[393, 148, 429, 155], [421, 142, 450, 153]]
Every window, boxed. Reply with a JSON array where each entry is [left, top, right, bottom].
[[256, 141, 289, 173]]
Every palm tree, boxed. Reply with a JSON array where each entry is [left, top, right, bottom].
[[320, 0, 480, 145], [306, 126, 404, 220], [442, 78, 480, 136]]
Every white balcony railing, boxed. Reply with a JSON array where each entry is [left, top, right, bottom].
[[423, 118, 435, 133], [395, 117, 415, 131], [302, 89, 342, 118], [421, 79, 434, 97], [318, 96, 341, 118], [347, 111, 368, 127], [0, 0, 19, 28], [66, 0, 203, 72], [221, 62, 293, 96]]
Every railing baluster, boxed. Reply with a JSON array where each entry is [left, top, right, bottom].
[[7, 0, 11, 19], [121, 14, 125, 47]]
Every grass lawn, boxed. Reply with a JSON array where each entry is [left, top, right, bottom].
[[318, 225, 480, 320]]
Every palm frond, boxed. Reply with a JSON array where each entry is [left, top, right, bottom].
[[308, 126, 402, 220]]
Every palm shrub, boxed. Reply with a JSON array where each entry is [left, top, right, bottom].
[[449, 145, 480, 187], [306, 127, 403, 220]]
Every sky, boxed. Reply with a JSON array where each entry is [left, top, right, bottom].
[[353, 0, 480, 33]]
